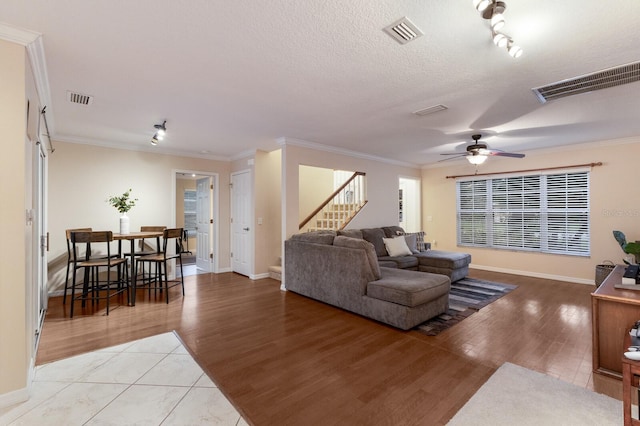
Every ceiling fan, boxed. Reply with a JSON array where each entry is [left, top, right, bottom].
[[439, 134, 525, 165]]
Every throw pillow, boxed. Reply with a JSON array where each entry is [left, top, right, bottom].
[[333, 236, 382, 280], [361, 228, 388, 257], [397, 231, 427, 252], [382, 236, 412, 257], [404, 233, 418, 253]]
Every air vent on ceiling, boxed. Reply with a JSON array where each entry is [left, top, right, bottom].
[[383, 17, 423, 45], [413, 104, 448, 116], [532, 61, 640, 104], [67, 90, 94, 106]]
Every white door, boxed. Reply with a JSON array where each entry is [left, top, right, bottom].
[[196, 177, 213, 272], [231, 170, 252, 276]]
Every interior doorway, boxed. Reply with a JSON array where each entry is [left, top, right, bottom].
[[399, 177, 421, 232], [174, 171, 218, 276]]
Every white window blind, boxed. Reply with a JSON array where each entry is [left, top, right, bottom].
[[457, 171, 590, 256]]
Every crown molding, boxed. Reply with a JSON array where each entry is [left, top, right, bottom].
[[54, 134, 231, 162], [0, 21, 39, 45], [230, 149, 258, 162], [0, 22, 54, 136], [277, 137, 419, 168]]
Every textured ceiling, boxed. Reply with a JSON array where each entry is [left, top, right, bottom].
[[2, 0, 640, 166]]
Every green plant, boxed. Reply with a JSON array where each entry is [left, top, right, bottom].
[[107, 188, 138, 214], [613, 230, 640, 264]]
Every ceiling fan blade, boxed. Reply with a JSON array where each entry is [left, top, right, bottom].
[[437, 154, 467, 162], [487, 150, 525, 158]]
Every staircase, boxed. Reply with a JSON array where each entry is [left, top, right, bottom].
[[299, 172, 367, 233]]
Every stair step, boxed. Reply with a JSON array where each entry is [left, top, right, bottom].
[[269, 265, 281, 281]]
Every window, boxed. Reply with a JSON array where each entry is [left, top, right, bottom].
[[457, 171, 589, 256], [184, 189, 196, 238]]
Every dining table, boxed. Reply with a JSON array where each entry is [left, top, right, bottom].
[[113, 231, 163, 306]]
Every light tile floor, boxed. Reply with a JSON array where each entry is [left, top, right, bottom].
[[0, 332, 247, 426]]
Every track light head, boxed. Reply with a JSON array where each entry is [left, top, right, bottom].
[[154, 120, 167, 137], [508, 40, 523, 58]]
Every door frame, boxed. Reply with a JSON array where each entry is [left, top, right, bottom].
[[172, 169, 219, 273]]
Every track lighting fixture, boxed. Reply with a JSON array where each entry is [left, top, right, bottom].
[[150, 120, 167, 145], [473, 0, 522, 58]]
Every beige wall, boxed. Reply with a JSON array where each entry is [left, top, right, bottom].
[[255, 150, 282, 273], [47, 142, 232, 292], [422, 137, 640, 283], [0, 39, 29, 400], [229, 151, 282, 276], [298, 165, 334, 221]]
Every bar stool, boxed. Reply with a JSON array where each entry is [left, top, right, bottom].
[[134, 228, 185, 303], [64, 227, 92, 304], [69, 230, 129, 317]]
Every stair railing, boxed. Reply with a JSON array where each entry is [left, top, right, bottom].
[[299, 171, 367, 232]]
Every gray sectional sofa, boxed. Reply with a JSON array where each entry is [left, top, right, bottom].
[[339, 226, 471, 282], [284, 231, 452, 330]]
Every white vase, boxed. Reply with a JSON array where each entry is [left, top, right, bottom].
[[119, 213, 130, 235]]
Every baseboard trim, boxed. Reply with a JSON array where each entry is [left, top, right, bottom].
[[250, 272, 271, 280], [471, 264, 594, 286], [0, 385, 29, 410]]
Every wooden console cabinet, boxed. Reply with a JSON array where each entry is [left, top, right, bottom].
[[592, 265, 640, 379]]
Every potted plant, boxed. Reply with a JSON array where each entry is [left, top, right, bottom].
[[107, 188, 138, 234], [613, 230, 640, 264]]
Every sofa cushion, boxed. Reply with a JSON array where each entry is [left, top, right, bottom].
[[383, 236, 412, 257], [397, 231, 427, 252], [378, 260, 399, 268], [367, 268, 450, 307], [361, 228, 388, 257], [334, 236, 381, 280], [382, 226, 405, 238], [415, 250, 471, 269], [377, 255, 419, 269], [337, 229, 363, 239], [290, 231, 336, 245]]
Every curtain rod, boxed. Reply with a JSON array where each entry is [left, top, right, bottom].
[[445, 162, 603, 179], [40, 106, 55, 154]]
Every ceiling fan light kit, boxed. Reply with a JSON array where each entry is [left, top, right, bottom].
[[440, 134, 525, 165], [473, 0, 522, 58], [467, 154, 488, 165]]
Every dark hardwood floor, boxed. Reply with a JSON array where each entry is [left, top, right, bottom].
[[39, 269, 605, 425]]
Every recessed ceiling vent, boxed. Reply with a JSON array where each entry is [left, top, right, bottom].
[[67, 90, 94, 106], [383, 17, 423, 45], [413, 104, 448, 116], [532, 61, 640, 104]]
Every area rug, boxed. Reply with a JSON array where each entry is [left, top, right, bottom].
[[446, 362, 621, 425], [414, 277, 517, 336]]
